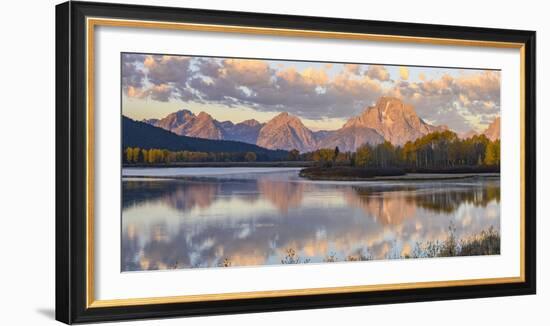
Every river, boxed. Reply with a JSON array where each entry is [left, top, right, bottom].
[[121, 167, 500, 271]]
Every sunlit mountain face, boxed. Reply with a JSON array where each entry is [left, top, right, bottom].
[[140, 96, 499, 152]]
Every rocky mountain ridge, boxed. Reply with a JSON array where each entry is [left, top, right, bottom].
[[142, 97, 480, 152]]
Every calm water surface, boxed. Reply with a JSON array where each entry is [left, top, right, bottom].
[[122, 167, 500, 271]]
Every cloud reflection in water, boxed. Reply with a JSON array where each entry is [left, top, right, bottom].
[[122, 169, 500, 271]]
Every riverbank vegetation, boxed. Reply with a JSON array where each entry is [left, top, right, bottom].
[[123, 147, 263, 164], [299, 131, 500, 179], [317, 226, 500, 262], [211, 225, 500, 268], [304, 131, 500, 169], [321, 224, 500, 262], [123, 131, 500, 172], [407, 224, 500, 258]]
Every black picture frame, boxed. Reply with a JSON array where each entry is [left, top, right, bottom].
[[56, 1, 536, 324]]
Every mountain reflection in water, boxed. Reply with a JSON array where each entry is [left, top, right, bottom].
[[122, 168, 500, 271]]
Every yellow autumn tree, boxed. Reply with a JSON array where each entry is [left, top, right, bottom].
[[484, 140, 500, 166], [244, 152, 257, 162], [355, 145, 371, 167]]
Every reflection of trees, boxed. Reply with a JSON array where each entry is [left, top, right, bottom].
[[124, 177, 307, 214], [122, 180, 189, 209], [407, 184, 500, 213], [347, 182, 500, 218], [123, 180, 244, 212]]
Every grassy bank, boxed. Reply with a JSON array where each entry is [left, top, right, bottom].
[[407, 225, 500, 259], [162, 226, 500, 269], [210, 226, 501, 268], [276, 225, 500, 264]]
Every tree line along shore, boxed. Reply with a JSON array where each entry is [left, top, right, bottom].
[[123, 130, 500, 179]]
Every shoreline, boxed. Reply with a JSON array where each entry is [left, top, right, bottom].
[[122, 165, 500, 182], [298, 166, 500, 182], [123, 161, 313, 168], [300, 172, 500, 182]]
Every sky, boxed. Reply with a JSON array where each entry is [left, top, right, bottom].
[[122, 53, 501, 133]]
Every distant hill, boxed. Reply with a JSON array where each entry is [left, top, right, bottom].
[[122, 116, 288, 160]]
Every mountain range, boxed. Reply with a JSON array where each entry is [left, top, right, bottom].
[[144, 109, 262, 144], [141, 97, 500, 152], [122, 116, 288, 160]]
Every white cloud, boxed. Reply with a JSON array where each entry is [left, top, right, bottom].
[[121, 54, 500, 132]]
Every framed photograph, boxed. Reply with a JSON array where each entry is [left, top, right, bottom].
[[56, 1, 536, 324]]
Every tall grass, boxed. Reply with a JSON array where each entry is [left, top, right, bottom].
[[195, 225, 499, 269], [409, 224, 500, 259], [287, 224, 500, 264], [281, 248, 311, 264], [458, 226, 500, 256]]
